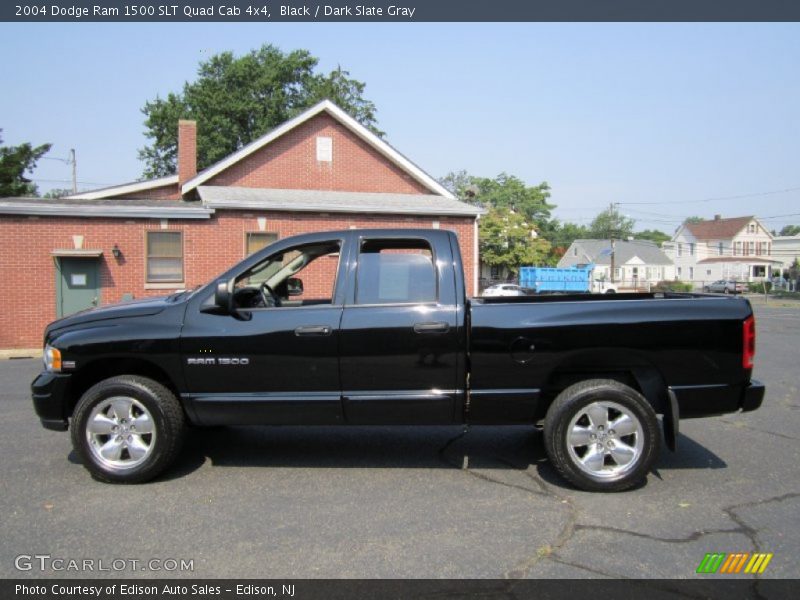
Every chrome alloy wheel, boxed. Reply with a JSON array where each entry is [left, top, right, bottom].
[[85, 396, 156, 471], [566, 400, 644, 479]]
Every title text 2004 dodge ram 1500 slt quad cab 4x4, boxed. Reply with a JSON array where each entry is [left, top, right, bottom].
[[32, 229, 764, 491]]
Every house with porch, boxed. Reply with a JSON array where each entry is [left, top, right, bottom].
[[663, 215, 780, 288]]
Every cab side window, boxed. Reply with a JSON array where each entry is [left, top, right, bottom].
[[234, 241, 341, 308], [355, 239, 437, 305]]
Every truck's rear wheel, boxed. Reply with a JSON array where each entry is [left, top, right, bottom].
[[71, 375, 186, 483], [543, 379, 659, 492]]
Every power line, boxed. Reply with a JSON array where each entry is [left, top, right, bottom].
[[618, 185, 800, 206]]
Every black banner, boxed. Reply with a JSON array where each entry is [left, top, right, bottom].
[[5, 579, 800, 599], [4, 0, 800, 23]]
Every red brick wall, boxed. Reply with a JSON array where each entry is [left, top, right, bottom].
[[115, 183, 181, 201], [206, 113, 432, 195], [0, 212, 475, 348]]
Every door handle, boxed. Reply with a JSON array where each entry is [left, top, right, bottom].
[[294, 325, 332, 337], [413, 321, 450, 334]]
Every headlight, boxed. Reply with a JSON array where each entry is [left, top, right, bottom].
[[43, 344, 62, 372]]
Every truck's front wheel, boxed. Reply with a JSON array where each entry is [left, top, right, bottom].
[[543, 379, 659, 492], [71, 375, 186, 483]]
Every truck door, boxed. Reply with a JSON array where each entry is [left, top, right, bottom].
[[339, 234, 462, 424], [180, 236, 348, 425]]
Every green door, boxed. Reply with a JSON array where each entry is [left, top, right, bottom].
[[57, 258, 100, 317]]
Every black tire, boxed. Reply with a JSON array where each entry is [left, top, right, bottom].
[[543, 379, 660, 492], [70, 375, 186, 483]]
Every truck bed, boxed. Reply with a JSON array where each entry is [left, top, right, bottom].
[[468, 293, 755, 423]]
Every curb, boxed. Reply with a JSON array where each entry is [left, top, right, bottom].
[[0, 349, 42, 360]]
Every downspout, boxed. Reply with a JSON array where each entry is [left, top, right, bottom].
[[473, 215, 480, 298]]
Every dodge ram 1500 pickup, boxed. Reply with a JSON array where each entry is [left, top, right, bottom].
[[32, 229, 764, 491]]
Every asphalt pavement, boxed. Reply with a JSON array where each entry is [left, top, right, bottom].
[[1, 303, 798, 582]]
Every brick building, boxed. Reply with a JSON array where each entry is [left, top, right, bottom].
[[0, 100, 481, 349]]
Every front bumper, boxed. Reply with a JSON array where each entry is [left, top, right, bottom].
[[740, 379, 765, 412], [31, 371, 72, 431]]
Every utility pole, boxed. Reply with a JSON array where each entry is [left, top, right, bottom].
[[609, 202, 617, 283], [70, 149, 77, 194]]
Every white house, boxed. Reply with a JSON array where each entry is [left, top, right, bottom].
[[558, 239, 675, 289], [663, 215, 780, 287], [773, 234, 800, 272]]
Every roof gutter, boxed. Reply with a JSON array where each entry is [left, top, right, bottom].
[[0, 202, 213, 220]]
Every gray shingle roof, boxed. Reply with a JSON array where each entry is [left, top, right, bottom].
[[561, 239, 673, 266], [197, 186, 483, 217]]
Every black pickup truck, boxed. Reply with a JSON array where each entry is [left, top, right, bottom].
[[32, 229, 764, 491]]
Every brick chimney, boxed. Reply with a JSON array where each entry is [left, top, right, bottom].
[[714, 214, 722, 221], [177, 119, 197, 186]]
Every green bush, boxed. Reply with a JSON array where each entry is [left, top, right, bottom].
[[654, 280, 693, 292], [747, 281, 772, 293]]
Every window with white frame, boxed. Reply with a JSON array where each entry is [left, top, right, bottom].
[[146, 231, 183, 283]]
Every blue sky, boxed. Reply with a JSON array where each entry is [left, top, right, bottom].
[[2, 22, 799, 233]]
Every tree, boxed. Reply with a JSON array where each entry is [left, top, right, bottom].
[[547, 220, 590, 260], [634, 229, 670, 245], [42, 188, 73, 199], [589, 206, 636, 239], [0, 130, 51, 197], [479, 207, 552, 275], [684, 216, 704, 224], [779, 224, 800, 237], [441, 170, 557, 268], [139, 45, 381, 178], [439, 170, 478, 203], [440, 170, 554, 225]]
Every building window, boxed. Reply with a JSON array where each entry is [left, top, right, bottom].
[[677, 267, 682, 277], [246, 232, 278, 256], [689, 243, 695, 256], [146, 231, 183, 282], [718, 242, 724, 256], [748, 241, 755, 256], [753, 265, 766, 277], [749, 223, 756, 233], [316, 136, 333, 162], [734, 241, 742, 256], [707, 269, 712, 276], [677, 243, 682, 257]]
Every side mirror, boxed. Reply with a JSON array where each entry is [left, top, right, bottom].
[[287, 277, 304, 297], [201, 279, 234, 315], [215, 279, 233, 311]]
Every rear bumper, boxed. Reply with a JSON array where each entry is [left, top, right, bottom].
[[740, 379, 765, 413], [671, 380, 765, 418], [31, 371, 71, 431]]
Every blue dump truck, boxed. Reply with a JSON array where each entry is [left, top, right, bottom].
[[520, 264, 614, 294]]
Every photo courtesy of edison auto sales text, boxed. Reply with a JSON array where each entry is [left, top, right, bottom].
[[15, 584, 295, 596]]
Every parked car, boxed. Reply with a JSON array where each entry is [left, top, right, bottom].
[[32, 229, 763, 492], [704, 280, 747, 294], [483, 283, 527, 297]]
